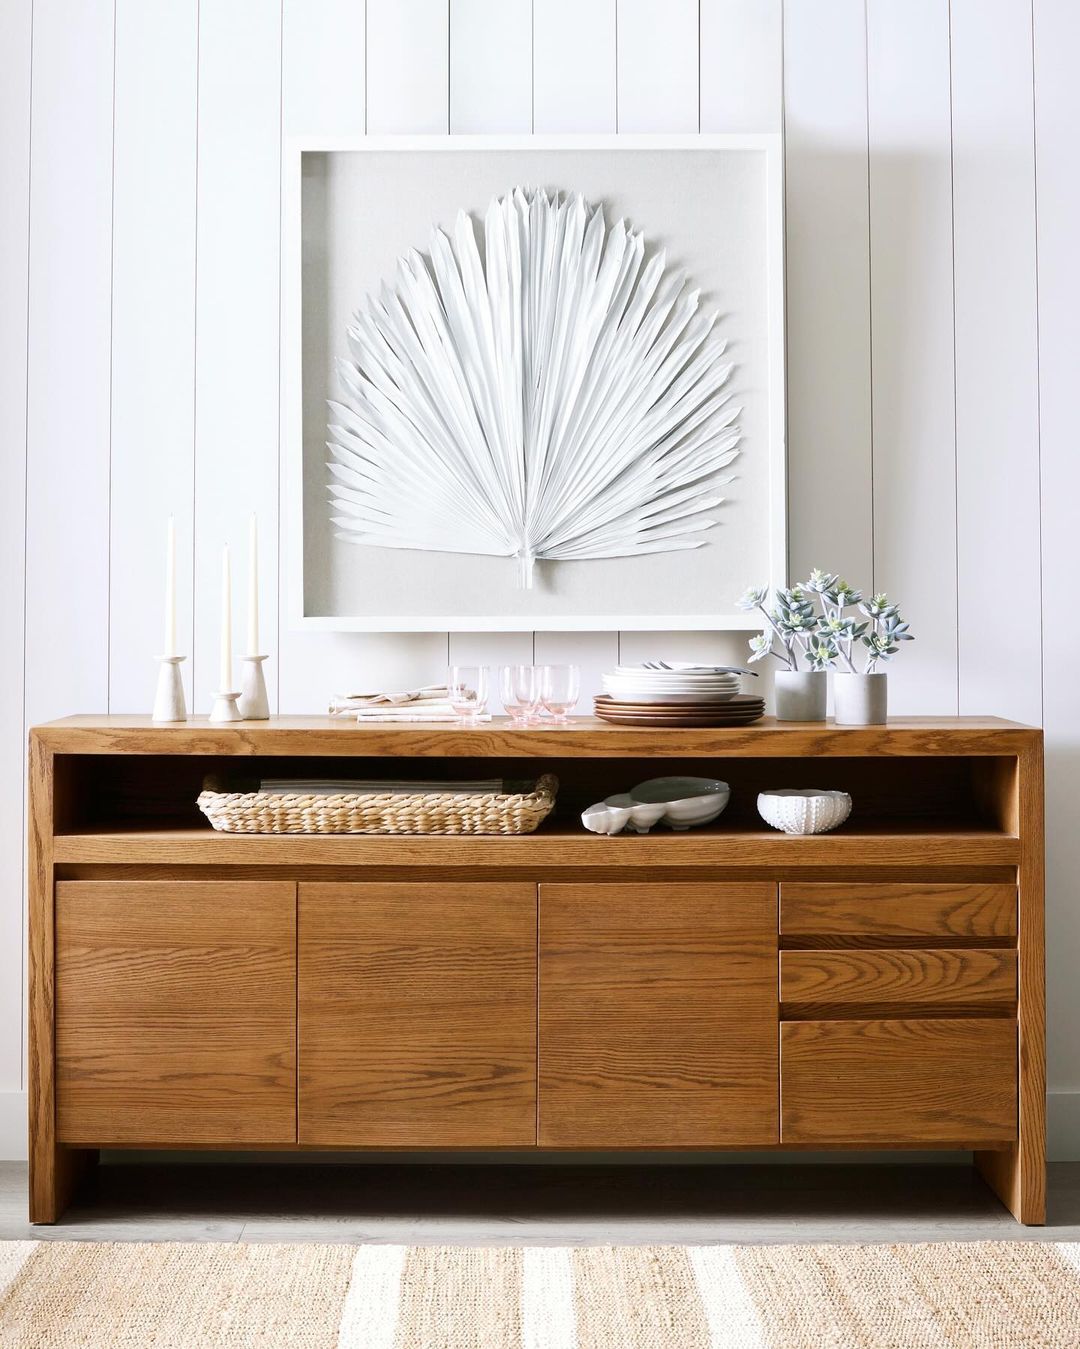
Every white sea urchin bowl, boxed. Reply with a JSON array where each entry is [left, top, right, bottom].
[[757, 788, 852, 835]]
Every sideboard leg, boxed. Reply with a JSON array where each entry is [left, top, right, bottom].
[[975, 1145, 1045, 1225], [29, 1144, 97, 1225]]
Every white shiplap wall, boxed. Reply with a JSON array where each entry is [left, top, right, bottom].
[[3, 0, 1076, 1154]]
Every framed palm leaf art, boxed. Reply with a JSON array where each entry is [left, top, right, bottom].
[[284, 135, 785, 632]]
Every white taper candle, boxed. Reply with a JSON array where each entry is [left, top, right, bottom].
[[164, 516, 176, 657], [220, 544, 232, 691], [247, 513, 259, 654]]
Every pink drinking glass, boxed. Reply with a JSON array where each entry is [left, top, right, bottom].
[[540, 664, 580, 724]]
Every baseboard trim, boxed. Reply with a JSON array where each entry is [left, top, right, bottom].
[[1049, 1089, 1080, 1161], [0, 1091, 1075, 1164], [0, 1093, 26, 1162]]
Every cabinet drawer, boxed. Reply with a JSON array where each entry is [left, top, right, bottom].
[[780, 948, 1017, 1014], [780, 882, 1016, 941], [781, 1018, 1017, 1144], [56, 880, 297, 1146]]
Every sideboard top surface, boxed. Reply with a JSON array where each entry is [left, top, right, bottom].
[[31, 715, 1040, 758]]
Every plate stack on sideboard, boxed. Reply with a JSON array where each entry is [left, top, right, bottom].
[[594, 664, 765, 726]]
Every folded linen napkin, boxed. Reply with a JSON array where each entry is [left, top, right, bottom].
[[329, 685, 449, 717]]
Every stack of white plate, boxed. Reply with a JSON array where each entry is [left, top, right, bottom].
[[595, 663, 765, 726], [600, 664, 743, 705]]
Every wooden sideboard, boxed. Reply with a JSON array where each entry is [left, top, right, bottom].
[[28, 715, 1045, 1224]]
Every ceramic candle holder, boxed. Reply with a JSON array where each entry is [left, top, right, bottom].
[[152, 655, 187, 723], [209, 691, 243, 723], [237, 654, 270, 720]]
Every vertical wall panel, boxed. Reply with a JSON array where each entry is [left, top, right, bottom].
[[445, 0, 533, 683], [367, 0, 449, 133], [608, 0, 719, 694], [194, 1, 282, 711], [783, 0, 873, 588], [282, 0, 366, 137], [450, 0, 531, 132], [0, 0, 31, 1095], [866, 0, 957, 714], [1033, 0, 1080, 1098], [683, 0, 785, 708], [280, 0, 448, 712], [951, 0, 1040, 725], [617, 0, 698, 132], [109, 0, 199, 713], [534, 0, 616, 132], [700, 0, 782, 133], [24, 0, 114, 727]]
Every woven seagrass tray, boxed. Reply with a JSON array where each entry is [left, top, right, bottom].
[[196, 774, 559, 836]]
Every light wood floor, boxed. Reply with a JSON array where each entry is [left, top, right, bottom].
[[4, 1161, 1080, 1244]]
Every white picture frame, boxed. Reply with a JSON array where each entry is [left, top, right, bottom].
[[284, 134, 786, 633]]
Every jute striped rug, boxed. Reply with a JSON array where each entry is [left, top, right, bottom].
[[0, 1240, 1078, 1347]]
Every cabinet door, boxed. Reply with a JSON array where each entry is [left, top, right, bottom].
[[56, 881, 296, 1146], [299, 883, 536, 1146], [539, 883, 778, 1147]]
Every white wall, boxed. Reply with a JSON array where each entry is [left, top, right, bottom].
[[2, 0, 1076, 1158]]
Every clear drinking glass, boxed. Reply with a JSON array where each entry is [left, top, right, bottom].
[[500, 663, 542, 726], [447, 665, 489, 726], [540, 664, 580, 724], [499, 664, 530, 728]]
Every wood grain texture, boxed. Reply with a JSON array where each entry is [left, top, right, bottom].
[[780, 948, 1017, 1015], [52, 826, 1021, 870], [976, 736, 1046, 1223], [29, 715, 1040, 759], [539, 883, 778, 1147], [780, 882, 1017, 941], [781, 1018, 1017, 1145], [299, 883, 536, 1147], [28, 735, 69, 1221], [55, 880, 296, 1146]]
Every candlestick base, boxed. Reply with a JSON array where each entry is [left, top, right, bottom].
[[209, 691, 243, 723], [237, 654, 270, 720], [152, 656, 188, 723]]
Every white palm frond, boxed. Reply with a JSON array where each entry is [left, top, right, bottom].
[[328, 187, 740, 588]]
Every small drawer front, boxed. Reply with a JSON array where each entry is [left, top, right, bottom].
[[780, 882, 1016, 941], [780, 948, 1017, 1013], [781, 1018, 1017, 1144]]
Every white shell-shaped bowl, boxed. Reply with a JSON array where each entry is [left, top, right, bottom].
[[757, 788, 852, 835], [581, 801, 633, 835], [581, 777, 730, 835]]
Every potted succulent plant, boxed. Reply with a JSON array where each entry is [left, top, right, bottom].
[[738, 572, 913, 724], [825, 585, 913, 725], [737, 573, 836, 721]]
